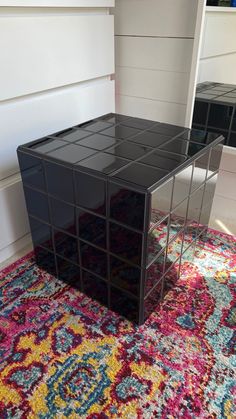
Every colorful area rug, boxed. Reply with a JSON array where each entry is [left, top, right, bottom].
[[0, 229, 235, 418]]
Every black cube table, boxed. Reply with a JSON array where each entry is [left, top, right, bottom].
[[17, 113, 223, 324], [193, 81, 236, 147]]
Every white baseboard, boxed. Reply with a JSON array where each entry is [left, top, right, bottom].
[[0, 233, 32, 266]]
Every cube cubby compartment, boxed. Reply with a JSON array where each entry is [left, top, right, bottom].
[[193, 81, 236, 147], [18, 113, 223, 324]]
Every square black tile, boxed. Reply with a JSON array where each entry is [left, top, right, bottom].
[[18, 152, 46, 192], [150, 178, 173, 227], [77, 152, 129, 175], [78, 209, 106, 249], [144, 281, 162, 320], [109, 182, 145, 231], [45, 161, 74, 204], [81, 121, 113, 133], [48, 144, 97, 164], [128, 130, 171, 148], [121, 117, 156, 130], [29, 217, 53, 251], [75, 171, 106, 215], [57, 256, 81, 289], [50, 198, 76, 235], [77, 133, 122, 151], [141, 150, 186, 172], [113, 163, 168, 189], [80, 242, 107, 279], [105, 142, 151, 160], [34, 247, 56, 276], [29, 138, 67, 154], [24, 186, 50, 222], [55, 128, 92, 142], [82, 271, 108, 306], [109, 222, 143, 266], [54, 230, 78, 263], [110, 256, 141, 296], [145, 252, 165, 295], [110, 286, 139, 322], [100, 125, 141, 140]]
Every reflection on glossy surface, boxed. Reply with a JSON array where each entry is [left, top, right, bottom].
[[50, 198, 76, 235], [191, 151, 209, 192], [57, 256, 81, 289], [24, 186, 49, 222], [78, 152, 129, 175], [109, 222, 142, 266], [18, 152, 45, 191], [82, 271, 108, 305], [98, 113, 130, 124], [113, 163, 168, 188], [75, 172, 106, 215], [100, 124, 141, 140], [80, 242, 107, 278], [151, 123, 184, 137], [56, 128, 91, 142], [110, 256, 141, 296], [45, 161, 74, 203], [208, 144, 223, 175], [162, 258, 181, 297], [82, 121, 113, 133], [29, 217, 53, 251], [109, 183, 145, 231], [144, 281, 162, 320], [172, 165, 193, 209], [209, 104, 232, 130], [145, 251, 165, 294], [30, 138, 67, 154], [141, 149, 187, 171], [106, 142, 152, 160], [150, 179, 173, 227], [180, 129, 219, 146], [186, 186, 204, 226], [54, 230, 78, 263], [170, 199, 188, 238], [129, 130, 171, 148], [110, 286, 139, 322], [199, 174, 217, 227], [77, 134, 122, 151], [78, 210, 106, 249], [122, 117, 156, 130], [147, 220, 168, 265], [166, 231, 184, 270], [48, 144, 96, 164], [34, 247, 56, 276]]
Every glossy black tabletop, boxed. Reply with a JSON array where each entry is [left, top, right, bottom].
[[19, 113, 223, 191]]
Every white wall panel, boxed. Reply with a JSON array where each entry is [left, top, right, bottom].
[[198, 9, 236, 84], [114, 0, 197, 38], [0, 175, 29, 253], [0, 1, 114, 7], [0, 79, 115, 180], [201, 13, 236, 58], [116, 95, 187, 126], [115, 37, 193, 73], [0, 14, 114, 100], [116, 67, 189, 105], [198, 53, 236, 85]]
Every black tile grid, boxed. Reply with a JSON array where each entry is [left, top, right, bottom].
[[193, 81, 236, 147], [18, 113, 223, 324]]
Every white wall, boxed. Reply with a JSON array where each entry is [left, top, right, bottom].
[[198, 8, 236, 84], [113, 0, 205, 127], [0, 1, 115, 264]]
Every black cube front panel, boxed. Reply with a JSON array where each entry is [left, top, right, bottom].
[[18, 113, 223, 324], [193, 82, 236, 147]]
